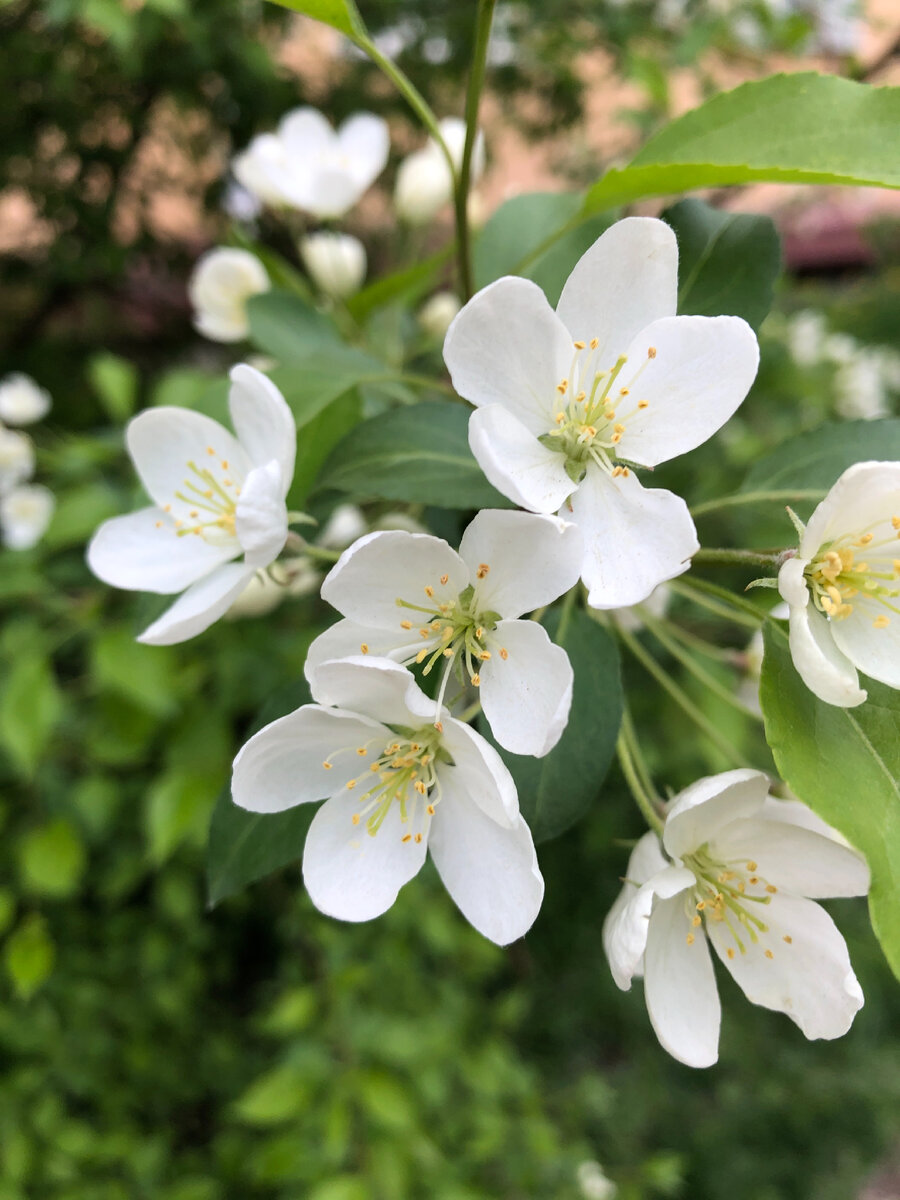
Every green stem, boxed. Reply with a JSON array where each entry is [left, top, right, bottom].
[[620, 705, 659, 809], [454, 0, 496, 300], [690, 488, 827, 518], [652, 614, 741, 664], [616, 714, 664, 836], [692, 547, 787, 569], [616, 623, 751, 769], [393, 372, 458, 397], [302, 543, 342, 564], [457, 698, 482, 724], [678, 576, 768, 624]]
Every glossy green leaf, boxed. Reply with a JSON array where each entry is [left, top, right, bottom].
[[584, 74, 900, 214], [760, 621, 900, 980], [347, 245, 453, 321], [485, 608, 623, 843], [319, 401, 512, 509], [665, 198, 780, 330], [475, 191, 583, 289], [742, 419, 900, 493], [246, 290, 341, 362], [263, 0, 366, 39], [289, 390, 362, 508]]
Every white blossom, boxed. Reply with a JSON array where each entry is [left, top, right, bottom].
[[777, 461, 900, 707], [0, 374, 52, 426], [576, 1161, 617, 1200], [394, 117, 485, 226], [234, 107, 389, 219], [232, 657, 544, 945], [299, 232, 367, 300], [305, 509, 583, 757], [834, 355, 891, 422], [603, 769, 868, 1068], [418, 291, 462, 339], [785, 309, 826, 367], [444, 217, 760, 608], [188, 248, 270, 343], [0, 484, 55, 549], [0, 425, 35, 493], [609, 583, 671, 634], [87, 365, 296, 645]]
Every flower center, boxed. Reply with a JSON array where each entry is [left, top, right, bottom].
[[806, 517, 900, 627], [157, 446, 243, 546], [681, 847, 788, 962], [539, 339, 656, 483], [326, 725, 446, 842]]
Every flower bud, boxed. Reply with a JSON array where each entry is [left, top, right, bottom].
[[0, 426, 35, 492], [188, 248, 270, 343], [394, 117, 485, 226], [0, 484, 54, 550], [299, 233, 367, 300], [418, 291, 462, 339], [0, 374, 52, 426]]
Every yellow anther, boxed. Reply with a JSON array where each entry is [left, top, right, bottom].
[[499, 647, 508, 660], [647, 346, 657, 358], [696, 900, 706, 911], [360, 643, 369, 654], [691, 915, 702, 928], [573, 340, 586, 349], [686, 933, 695, 946], [431, 620, 442, 630], [426, 804, 435, 815], [471, 673, 481, 687], [190, 510, 199, 519], [221, 460, 229, 470], [322, 761, 333, 770], [611, 432, 622, 444], [443, 648, 454, 658], [614, 423, 625, 434], [401, 834, 412, 843], [477, 563, 490, 579], [575, 391, 586, 402], [414, 832, 423, 843], [351, 814, 360, 825], [206, 447, 215, 456], [440, 573, 449, 585], [419, 628, 430, 638], [400, 620, 413, 630], [726, 947, 735, 959], [557, 380, 568, 394], [370, 762, 380, 772], [425, 585, 434, 598], [783, 935, 793, 944], [590, 338, 599, 349], [893, 516, 900, 530], [604, 409, 616, 421], [749, 876, 759, 886], [479, 650, 491, 660], [637, 400, 649, 409], [475, 626, 484, 639], [856, 533, 874, 545], [434, 721, 443, 733], [554, 412, 566, 425], [746, 861, 758, 872], [893, 560, 900, 575], [764, 949, 774, 960], [416, 649, 428, 664], [414, 781, 426, 795], [765, 884, 778, 894], [346, 779, 357, 790], [441, 626, 453, 641], [874, 615, 890, 628], [155, 521, 162, 528], [356, 747, 367, 756], [619, 388, 629, 397]]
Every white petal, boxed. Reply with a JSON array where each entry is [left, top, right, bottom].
[[777, 555, 810, 608], [310, 656, 433, 728], [320, 530, 467, 630], [439, 718, 519, 828], [304, 619, 423, 685], [444, 276, 573, 435], [800, 461, 900, 558], [300, 169, 362, 220], [278, 106, 334, 157], [479, 619, 573, 757], [459, 509, 583, 617], [706, 893, 864, 1041], [603, 847, 693, 990], [468, 405, 573, 514], [555, 217, 678, 369], [569, 467, 698, 609], [235, 460, 287, 567], [125, 408, 250, 516], [711, 817, 870, 898], [759, 794, 850, 842], [831, 605, 900, 690], [137, 562, 255, 645], [616, 315, 759, 468], [428, 778, 543, 945], [663, 768, 770, 860], [338, 113, 390, 187], [232, 705, 392, 812], [86, 507, 233, 593], [303, 791, 428, 923], [194, 311, 247, 343], [787, 603, 866, 707], [644, 895, 721, 1068], [228, 365, 296, 491]]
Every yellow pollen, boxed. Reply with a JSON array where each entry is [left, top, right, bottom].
[[431, 620, 442, 630], [322, 761, 333, 770], [479, 650, 491, 660], [691, 915, 702, 928], [419, 628, 430, 639], [360, 643, 369, 654], [874, 615, 890, 628], [414, 832, 422, 843], [416, 649, 428, 664], [746, 861, 758, 872], [590, 338, 599, 349], [163, 504, 171, 512], [686, 933, 695, 945], [604, 409, 616, 421], [190, 510, 199, 519], [696, 900, 706, 911], [499, 647, 508, 660], [434, 721, 443, 733], [426, 804, 435, 815], [764, 949, 774, 959], [765, 884, 778, 894], [856, 533, 874, 545], [749, 876, 759, 886], [471, 674, 481, 687], [637, 400, 649, 409], [206, 447, 215, 456], [647, 346, 657, 358], [611, 432, 622, 444], [370, 763, 380, 772], [356, 747, 367, 756], [221, 460, 228, 470], [555, 412, 566, 425], [346, 780, 357, 790], [475, 626, 484, 639], [425, 585, 434, 598], [440, 574, 449, 585], [477, 563, 490, 579], [557, 380, 568, 394], [351, 814, 360, 825], [619, 388, 629, 397], [402, 834, 412, 843], [783, 935, 793, 944], [614, 423, 625, 434], [400, 620, 412, 630], [573, 340, 585, 349], [726, 947, 735, 960], [575, 391, 586, 402], [443, 648, 454, 658], [414, 781, 426, 795], [612, 466, 624, 477], [155, 521, 162, 528], [893, 560, 900, 575], [892, 516, 900, 530]]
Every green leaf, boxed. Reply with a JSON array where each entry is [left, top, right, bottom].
[[760, 622, 900, 980], [233, 1064, 311, 1125], [4, 914, 55, 1000], [347, 245, 453, 321], [18, 820, 87, 899], [584, 74, 900, 214], [485, 608, 623, 843], [0, 654, 63, 779], [246, 290, 341, 362], [43, 482, 120, 550], [87, 352, 139, 422], [289, 390, 362, 508], [91, 628, 178, 717], [742, 419, 900, 494], [264, 0, 366, 39], [146, 769, 223, 865], [319, 401, 512, 509], [475, 191, 583, 289], [665, 198, 780, 330]]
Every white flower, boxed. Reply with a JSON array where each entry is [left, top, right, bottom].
[[232, 656, 544, 945], [87, 365, 296, 646], [418, 291, 462, 339], [0, 425, 35, 493], [317, 502, 368, 550], [785, 309, 826, 367], [0, 484, 55, 549], [234, 107, 389, 219], [737, 600, 788, 713], [443, 217, 760, 609], [188, 248, 270, 343], [305, 509, 583, 757], [576, 1161, 617, 1200], [777, 461, 900, 707], [0, 374, 52, 426], [299, 232, 367, 300], [394, 117, 485, 226], [609, 582, 671, 634], [834, 355, 890, 422], [603, 769, 868, 1068], [222, 180, 262, 223]]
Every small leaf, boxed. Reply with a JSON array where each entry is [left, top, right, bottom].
[[0, 654, 63, 779], [264, 0, 367, 39], [146, 769, 223, 865], [742, 419, 900, 494], [4, 914, 55, 1000], [91, 628, 178, 717], [760, 622, 900, 980], [246, 290, 341, 362], [18, 820, 87, 899], [87, 352, 139, 422], [319, 401, 512, 509]]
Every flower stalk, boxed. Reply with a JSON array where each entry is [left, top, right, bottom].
[[454, 0, 496, 300]]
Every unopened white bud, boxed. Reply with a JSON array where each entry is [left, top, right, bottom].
[[0, 484, 54, 550], [0, 374, 52, 426], [317, 503, 368, 550], [299, 233, 367, 300], [395, 117, 485, 226], [0, 426, 35, 491], [188, 248, 269, 343], [418, 291, 462, 339]]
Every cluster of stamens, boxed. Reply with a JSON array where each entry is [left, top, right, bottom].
[[541, 338, 656, 483], [155, 446, 241, 543], [681, 848, 787, 961], [806, 516, 900, 628]]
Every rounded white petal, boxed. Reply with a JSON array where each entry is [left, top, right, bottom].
[[337, 112, 390, 187], [468, 405, 573, 514], [137, 562, 255, 646], [394, 146, 453, 225], [321, 529, 468, 630], [317, 503, 368, 550], [295, 169, 362, 220], [438, 717, 519, 828], [304, 619, 423, 685], [278, 106, 335, 156], [459, 509, 583, 617], [428, 779, 543, 946], [437, 116, 485, 178], [193, 311, 247, 343], [0, 484, 55, 550], [232, 705, 391, 812], [233, 133, 293, 207], [0, 426, 35, 491], [299, 232, 367, 300], [234, 460, 287, 567], [0, 373, 52, 426], [759, 793, 851, 842], [643, 895, 721, 1069], [418, 291, 462, 339], [310, 656, 434, 728], [711, 817, 870, 899], [787, 603, 866, 707], [663, 768, 770, 861], [555, 217, 678, 368], [188, 248, 269, 344], [444, 276, 573, 434], [800, 461, 900, 558], [603, 851, 693, 990], [228, 365, 296, 491], [478, 619, 573, 757], [87, 507, 233, 593], [303, 791, 429, 923], [706, 892, 864, 1041], [777, 555, 810, 608], [830, 605, 900, 690], [569, 466, 698, 609], [615, 315, 759, 468]]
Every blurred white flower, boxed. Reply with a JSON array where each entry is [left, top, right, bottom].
[[0, 484, 55, 550], [395, 117, 485, 226], [834, 355, 890, 422], [234, 107, 389, 219], [576, 1161, 617, 1200], [737, 600, 789, 713], [317, 503, 368, 550], [822, 331, 858, 365], [0, 425, 35, 492], [222, 179, 262, 223], [418, 291, 462, 339], [785, 309, 826, 366], [299, 232, 367, 300], [609, 583, 671, 634], [189, 248, 270, 343], [0, 373, 52, 426]]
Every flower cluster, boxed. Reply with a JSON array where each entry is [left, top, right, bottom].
[[0, 373, 55, 551]]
